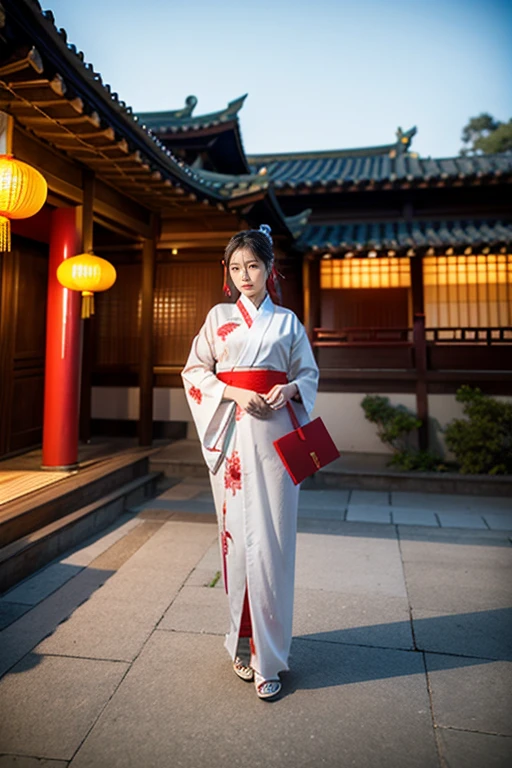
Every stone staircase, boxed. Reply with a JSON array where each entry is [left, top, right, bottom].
[[0, 449, 161, 593]]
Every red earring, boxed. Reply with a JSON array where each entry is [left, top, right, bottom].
[[222, 260, 231, 297], [267, 264, 284, 304]]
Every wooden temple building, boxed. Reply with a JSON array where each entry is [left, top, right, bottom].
[[1, 0, 511, 466]]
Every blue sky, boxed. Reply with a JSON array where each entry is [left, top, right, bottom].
[[44, 0, 512, 159]]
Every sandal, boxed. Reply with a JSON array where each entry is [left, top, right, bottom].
[[233, 657, 254, 682], [255, 673, 282, 700]]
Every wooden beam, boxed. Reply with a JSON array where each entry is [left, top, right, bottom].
[[410, 256, 428, 450], [0, 250, 18, 456], [139, 215, 159, 446], [302, 252, 321, 340], [0, 112, 13, 154]]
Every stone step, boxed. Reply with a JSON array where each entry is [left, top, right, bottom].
[[0, 471, 161, 594], [150, 440, 208, 479], [301, 465, 512, 497], [0, 451, 156, 548], [149, 439, 512, 498]]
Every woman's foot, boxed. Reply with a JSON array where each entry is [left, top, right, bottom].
[[233, 657, 254, 681], [254, 672, 282, 700]]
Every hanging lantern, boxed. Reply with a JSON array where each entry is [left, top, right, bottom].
[[0, 154, 48, 251], [57, 252, 117, 319]]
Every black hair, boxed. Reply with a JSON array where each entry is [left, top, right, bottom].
[[223, 225, 282, 303], [224, 227, 274, 273]]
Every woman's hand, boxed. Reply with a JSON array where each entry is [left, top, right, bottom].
[[264, 383, 298, 410], [223, 385, 273, 419]]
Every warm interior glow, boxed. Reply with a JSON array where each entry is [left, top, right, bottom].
[[424, 254, 512, 327], [320, 257, 411, 289]]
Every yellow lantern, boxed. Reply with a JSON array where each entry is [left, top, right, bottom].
[[57, 253, 117, 318], [0, 154, 48, 251]]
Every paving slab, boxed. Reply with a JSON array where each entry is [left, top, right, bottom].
[[36, 522, 217, 661], [436, 728, 512, 768], [0, 655, 128, 760], [390, 507, 439, 526], [0, 758, 68, 767], [349, 490, 390, 506], [437, 511, 488, 529], [184, 567, 223, 587], [346, 505, 392, 523], [158, 585, 228, 635], [400, 535, 512, 614], [295, 531, 406, 597], [298, 505, 344, 521], [392, 492, 473, 510], [35, 594, 158, 662], [157, 479, 211, 501], [184, 541, 223, 588], [402, 531, 512, 659], [425, 653, 512, 735], [131, 497, 216, 515], [412, 607, 512, 661], [0, 515, 142, 609], [293, 588, 414, 650], [58, 514, 142, 567], [68, 631, 438, 768], [299, 489, 350, 509], [0, 562, 85, 607], [0, 567, 112, 678], [93, 520, 217, 601], [0, 601, 31, 631], [465, 497, 512, 512], [396, 526, 510, 547], [482, 513, 512, 531]]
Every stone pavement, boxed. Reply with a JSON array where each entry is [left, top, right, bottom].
[[0, 480, 511, 768]]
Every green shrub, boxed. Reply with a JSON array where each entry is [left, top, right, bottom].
[[388, 450, 447, 472], [444, 386, 512, 475], [360, 395, 420, 452], [361, 395, 445, 472]]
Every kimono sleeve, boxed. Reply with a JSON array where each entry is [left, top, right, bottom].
[[287, 316, 320, 415], [181, 308, 235, 471]]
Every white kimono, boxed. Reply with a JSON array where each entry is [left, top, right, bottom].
[[181, 292, 319, 680]]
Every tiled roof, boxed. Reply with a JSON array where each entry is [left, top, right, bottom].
[[191, 169, 310, 238], [0, 0, 306, 237], [248, 150, 512, 191], [301, 220, 512, 254], [137, 95, 247, 133]]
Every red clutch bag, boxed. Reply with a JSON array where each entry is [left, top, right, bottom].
[[273, 403, 340, 485]]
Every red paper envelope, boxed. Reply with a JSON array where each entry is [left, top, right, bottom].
[[273, 405, 340, 485]]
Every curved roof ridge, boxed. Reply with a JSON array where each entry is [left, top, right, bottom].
[[137, 95, 248, 131], [248, 145, 398, 163]]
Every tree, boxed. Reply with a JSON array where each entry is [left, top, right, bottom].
[[460, 113, 512, 155]]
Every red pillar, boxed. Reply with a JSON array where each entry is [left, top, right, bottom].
[[42, 207, 82, 469]]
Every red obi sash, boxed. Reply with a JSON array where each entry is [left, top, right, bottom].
[[217, 369, 288, 393]]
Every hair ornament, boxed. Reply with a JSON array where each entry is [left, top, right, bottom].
[[258, 224, 273, 244]]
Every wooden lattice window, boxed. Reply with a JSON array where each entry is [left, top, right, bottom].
[[320, 257, 411, 289], [423, 254, 512, 327], [153, 261, 223, 366], [95, 263, 141, 366]]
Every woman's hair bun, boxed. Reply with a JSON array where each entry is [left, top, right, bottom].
[[258, 224, 272, 243]]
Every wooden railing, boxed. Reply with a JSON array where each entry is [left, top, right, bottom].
[[314, 327, 412, 345], [313, 327, 512, 347], [425, 327, 512, 345]]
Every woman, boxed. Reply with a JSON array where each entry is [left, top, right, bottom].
[[181, 225, 319, 699]]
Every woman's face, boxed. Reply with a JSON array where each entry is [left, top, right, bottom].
[[228, 247, 268, 305]]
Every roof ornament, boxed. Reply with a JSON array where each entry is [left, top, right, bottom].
[[172, 95, 198, 119], [393, 126, 417, 156]]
